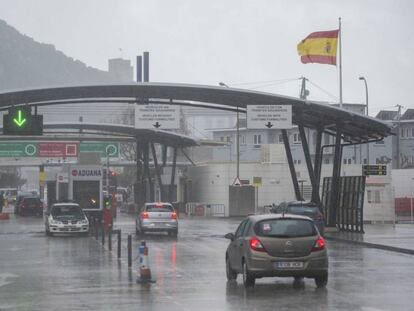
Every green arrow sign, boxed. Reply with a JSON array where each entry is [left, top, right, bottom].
[[13, 109, 27, 127]]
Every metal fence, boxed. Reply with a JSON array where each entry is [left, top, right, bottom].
[[185, 202, 226, 217], [322, 176, 366, 233]]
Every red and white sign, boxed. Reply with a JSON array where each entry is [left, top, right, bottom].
[[70, 166, 103, 180], [57, 173, 68, 183], [232, 177, 242, 186], [38, 142, 78, 157]]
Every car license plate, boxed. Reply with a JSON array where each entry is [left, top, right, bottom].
[[275, 261, 304, 269]]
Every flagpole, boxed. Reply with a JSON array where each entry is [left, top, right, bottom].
[[339, 17, 343, 108]]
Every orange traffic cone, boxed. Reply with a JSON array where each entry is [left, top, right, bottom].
[[136, 241, 156, 284]]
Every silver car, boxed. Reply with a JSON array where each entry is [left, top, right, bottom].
[[225, 214, 328, 288], [135, 202, 178, 237]]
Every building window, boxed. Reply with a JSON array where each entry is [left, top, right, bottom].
[[363, 158, 367, 164], [293, 133, 301, 143], [324, 158, 330, 164], [254, 134, 262, 145], [278, 134, 283, 143], [241, 135, 246, 145], [343, 159, 347, 165], [220, 136, 224, 142], [401, 128, 405, 138], [324, 134, 330, 145], [226, 136, 231, 142], [297, 159, 301, 165], [348, 159, 352, 164], [412, 128, 414, 137], [367, 190, 381, 203], [294, 160, 297, 164]]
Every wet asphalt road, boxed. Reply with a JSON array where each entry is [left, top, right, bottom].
[[1, 214, 414, 311]]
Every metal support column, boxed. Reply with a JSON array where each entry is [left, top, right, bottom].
[[298, 125, 321, 204], [142, 142, 153, 202], [314, 129, 323, 185], [135, 139, 144, 206], [169, 147, 178, 202], [151, 142, 164, 201], [282, 129, 303, 201], [329, 127, 343, 226]]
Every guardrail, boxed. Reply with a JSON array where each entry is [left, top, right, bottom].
[[185, 202, 226, 217]]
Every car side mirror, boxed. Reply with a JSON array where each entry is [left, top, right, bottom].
[[224, 232, 235, 241]]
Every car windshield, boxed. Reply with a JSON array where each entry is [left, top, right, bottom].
[[51, 205, 83, 218], [287, 206, 319, 214], [255, 219, 317, 238], [145, 204, 173, 212]]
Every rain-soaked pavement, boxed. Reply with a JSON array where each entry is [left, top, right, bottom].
[[1, 213, 414, 311]]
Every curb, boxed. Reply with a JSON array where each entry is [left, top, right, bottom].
[[325, 235, 414, 256]]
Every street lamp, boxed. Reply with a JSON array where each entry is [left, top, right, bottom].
[[219, 82, 240, 181], [359, 76, 369, 165]]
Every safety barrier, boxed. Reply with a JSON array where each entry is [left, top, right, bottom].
[[186, 202, 226, 217]]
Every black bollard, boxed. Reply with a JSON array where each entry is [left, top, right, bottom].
[[117, 230, 121, 258], [127, 234, 132, 267], [108, 229, 112, 251], [95, 218, 99, 240], [101, 226, 105, 245]]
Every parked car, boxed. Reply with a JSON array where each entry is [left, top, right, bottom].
[[271, 201, 325, 236], [225, 214, 328, 288], [136, 202, 178, 237], [15, 195, 43, 216], [45, 202, 89, 236]]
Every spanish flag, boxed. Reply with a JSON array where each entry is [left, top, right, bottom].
[[297, 30, 339, 65]]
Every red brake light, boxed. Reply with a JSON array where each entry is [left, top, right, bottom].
[[312, 236, 326, 252], [249, 237, 266, 252], [171, 212, 177, 219], [141, 212, 149, 219]]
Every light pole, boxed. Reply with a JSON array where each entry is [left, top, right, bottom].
[[359, 77, 369, 165], [219, 82, 240, 181]]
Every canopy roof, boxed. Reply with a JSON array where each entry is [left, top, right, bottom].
[[0, 83, 393, 143]]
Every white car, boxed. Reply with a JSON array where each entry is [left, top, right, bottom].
[[45, 203, 89, 236]]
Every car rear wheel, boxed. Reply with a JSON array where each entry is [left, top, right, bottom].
[[315, 273, 328, 288], [226, 256, 237, 281], [46, 228, 52, 236], [242, 260, 255, 288]]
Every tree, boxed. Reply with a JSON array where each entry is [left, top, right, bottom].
[[0, 168, 26, 189]]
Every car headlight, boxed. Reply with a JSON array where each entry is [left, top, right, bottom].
[[78, 219, 89, 225], [49, 217, 62, 225]]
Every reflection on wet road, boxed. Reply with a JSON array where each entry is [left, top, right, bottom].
[[0, 215, 413, 310]]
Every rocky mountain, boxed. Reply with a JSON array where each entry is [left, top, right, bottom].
[[0, 19, 115, 91]]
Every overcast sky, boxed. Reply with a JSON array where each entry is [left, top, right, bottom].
[[0, 0, 413, 116]]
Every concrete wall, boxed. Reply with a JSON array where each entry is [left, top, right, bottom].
[[186, 162, 396, 222]]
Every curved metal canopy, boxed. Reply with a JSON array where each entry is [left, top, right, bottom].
[[0, 83, 393, 142], [42, 122, 198, 147]]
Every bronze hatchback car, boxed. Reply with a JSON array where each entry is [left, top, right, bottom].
[[225, 214, 328, 288]]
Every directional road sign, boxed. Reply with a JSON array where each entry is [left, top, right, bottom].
[[135, 104, 179, 129], [79, 142, 119, 158], [0, 142, 38, 157], [247, 105, 292, 129]]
